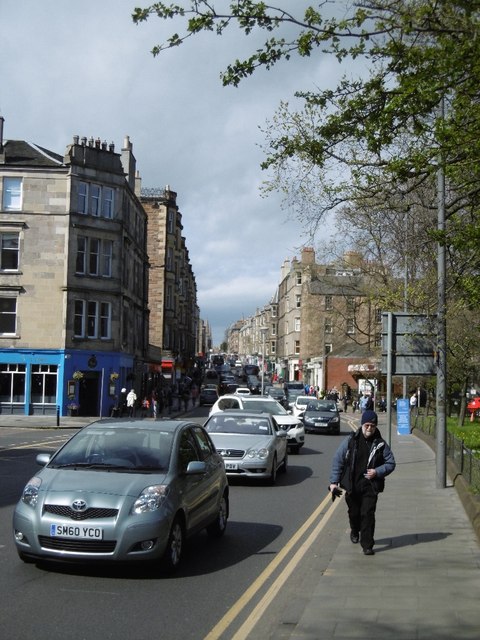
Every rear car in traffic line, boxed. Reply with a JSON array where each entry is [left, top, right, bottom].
[[204, 411, 288, 484], [302, 399, 341, 435], [209, 394, 304, 452]]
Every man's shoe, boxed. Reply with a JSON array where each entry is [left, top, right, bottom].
[[363, 548, 375, 556], [350, 531, 359, 544]]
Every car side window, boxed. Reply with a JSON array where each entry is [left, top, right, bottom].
[[178, 429, 200, 472], [192, 427, 214, 461]]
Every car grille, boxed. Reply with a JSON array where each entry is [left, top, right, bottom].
[[39, 536, 116, 553], [219, 449, 244, 458], [44, 504, 118, 521]]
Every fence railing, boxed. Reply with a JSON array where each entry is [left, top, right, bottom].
[[413, 414, 480, 494]]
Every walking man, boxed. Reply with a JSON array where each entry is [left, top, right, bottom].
[[328, 410, 396, 556]]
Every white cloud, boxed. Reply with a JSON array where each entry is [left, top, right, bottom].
[[1, 0, 342, 344]]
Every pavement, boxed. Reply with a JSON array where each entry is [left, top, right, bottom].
[[2, 410, 480, 639]]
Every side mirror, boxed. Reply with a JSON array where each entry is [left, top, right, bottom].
[[186, 460, 206, 475], [36, 453, 51, 467]]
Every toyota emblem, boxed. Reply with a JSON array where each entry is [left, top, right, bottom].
[[71, 499, 87, 512]]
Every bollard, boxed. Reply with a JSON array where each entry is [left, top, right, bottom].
[[56, 406, 60, 427]]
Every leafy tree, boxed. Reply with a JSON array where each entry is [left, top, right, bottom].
[[133, 1, 480, 394], [133, 1, 480, 300]]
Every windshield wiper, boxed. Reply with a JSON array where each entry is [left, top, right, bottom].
[[52, 462, 133, 471]]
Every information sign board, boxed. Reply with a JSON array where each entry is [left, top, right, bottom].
[[396, 398, 411, 435]]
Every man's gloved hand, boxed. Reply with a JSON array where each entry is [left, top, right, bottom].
[[329, 484, 343, 501]]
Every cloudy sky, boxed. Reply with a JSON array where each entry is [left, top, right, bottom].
[[2, 1, 348, 345]]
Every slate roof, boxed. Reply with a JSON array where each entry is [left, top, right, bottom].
[[1, 140, 64, 167]]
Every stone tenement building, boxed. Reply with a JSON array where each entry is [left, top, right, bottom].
[[228, 248, 382, 398], [0, 118, 202, 416], [141, 187, 200, 386]]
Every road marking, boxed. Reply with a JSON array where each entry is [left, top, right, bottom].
[[203, 492, 343, 640]]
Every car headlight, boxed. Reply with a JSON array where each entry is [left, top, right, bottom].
[[22, 476, 42, 508], [246, 448, 269, 460], [330, 416, 340, 423], [304, 416, 314, 425], [132, 485, 169, 514]]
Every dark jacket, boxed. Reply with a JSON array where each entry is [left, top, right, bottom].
[[329, 427, 396, 494]]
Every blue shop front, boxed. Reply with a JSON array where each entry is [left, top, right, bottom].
[[0, 348, 134, 417]]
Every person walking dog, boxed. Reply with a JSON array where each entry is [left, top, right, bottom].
[[328, 410, 396, 556]]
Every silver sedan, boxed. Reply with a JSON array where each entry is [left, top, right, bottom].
[[204, 411, 288, 484], [13, 420, 229, 571]]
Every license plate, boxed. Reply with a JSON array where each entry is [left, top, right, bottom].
[[50, 524, 104, 539], [224, 462, 238, 471]]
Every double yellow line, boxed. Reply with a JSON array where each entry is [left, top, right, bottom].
[[204, 491, 343, 640]]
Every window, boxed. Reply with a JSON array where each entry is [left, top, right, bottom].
[[90, 184, 101, 216], [346, 296, 355, 312], [325, 295, 333, 311], [102, 240, 113, 277], [296, 294, 301, 308], [167, 209, 174, 234], [166, 247, 173, 271], [0, 297, 17, 334], [374, 332, 382, 347], [76, 237, 86, 273], [0, 363, 26, 403], [271, 323, 276, 336], [296, 272, 302, 285], [31, 364, 58, 404], [74, 300, 111, 339], [2, 177, 22, 211], [76, 237, 112, 277], [271, 307, 277, 318], [0, 232, 19, 270], [325, 319, 333, 334], [295, 317, 301, 332], [347, 318, 355, 334], [87, 301, 98, 337], [294, 340, 300, 355], [375, 308, 382, 324], [103, 188, 114, 218], [100, 302, 112, 339], [89, 238, 100, 275], [78, 182, 88, 214], [74, 300, 85, 337], [325, 343, 332, 354], [270, 341, 276, 354], [192, 426, 214, 460]]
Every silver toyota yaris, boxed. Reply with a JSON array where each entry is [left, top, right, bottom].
[[13, 419, 229, 571]]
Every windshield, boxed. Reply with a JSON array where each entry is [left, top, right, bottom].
[[49, 427, 174, 472], [206, 415, 273, 435], [243, 399, 287, 415], [306, 401, 338, 412]]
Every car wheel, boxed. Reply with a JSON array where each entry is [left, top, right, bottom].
[[162, 516, 184, 572], [206, 492, 229, 538], [269, 454, 278, 485]]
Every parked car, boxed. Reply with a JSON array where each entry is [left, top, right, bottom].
[[204, 411, 288, 483], [199, 386, 219, 406], [242, 364, 260, 380], [209, 394, 304, 452], [302, 399, 341, 435], [13, 420, 229, 570]]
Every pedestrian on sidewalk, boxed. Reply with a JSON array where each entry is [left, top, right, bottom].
[[328, 410, 396, 556]]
